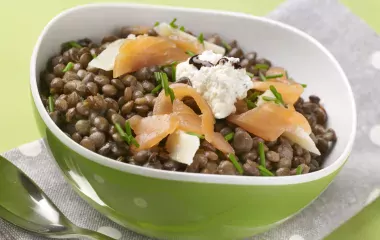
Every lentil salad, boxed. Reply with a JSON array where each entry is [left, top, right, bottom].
[[39, 19, 337, 177]]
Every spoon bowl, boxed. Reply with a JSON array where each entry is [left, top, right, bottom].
[[0, 156, 115, 240]]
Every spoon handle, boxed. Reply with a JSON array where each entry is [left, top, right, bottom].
[[75, 227, 116, 240]]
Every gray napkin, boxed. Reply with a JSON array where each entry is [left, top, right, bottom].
[[2, 0, 380, 239]]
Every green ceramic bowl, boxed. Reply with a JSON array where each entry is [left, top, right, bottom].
[[30, 3, 356, 239]]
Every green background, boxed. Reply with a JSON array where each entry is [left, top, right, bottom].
[[1, 0, 379, 239]]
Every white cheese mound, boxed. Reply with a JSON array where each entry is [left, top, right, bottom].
[[165, 130, 200, 165], [176, 50, 253, 119]]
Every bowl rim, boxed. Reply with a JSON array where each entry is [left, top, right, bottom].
[[30, 2, 357, 186]]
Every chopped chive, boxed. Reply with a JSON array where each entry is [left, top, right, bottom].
[[115, 123, 139, 148], [262, 96, 277, 102], [91, 53, 97, 58], [171, 62, 176, 82], [187, 132, 205, 139], [48, 96, 54, 112], [179, 26, 185, 31], [169, 18, 178, 28], [258, 165, 274, 176], [221, 40, 232, 51], [246, 99, 256, 109], [168, 88, 175, 102], [125, 121, 132, 136], [198, 33, 204, 44], [248, 92, 260, 102], [259, 72, 266, 81], [266, 74, 283, 79], [258, 142, 266, 167], [228, 153, 243, 175], [154, 21, 160, 27], [296, 165, 303, 175], [301, 84, 307, 88], [155, 72, 175, 102], [269, 85, 285, 105], [62, 62, 74, 73], [254, 63, 270, 70], [285, 70, 289, 79], [246, 72, 254, 78], [151, 84, 162, 94], [69, 41, 82, 48], [185, 50, 195, 56], [115, 123, 127, 138], [130, 137, 140, 148], [224, 132, 234, 142]]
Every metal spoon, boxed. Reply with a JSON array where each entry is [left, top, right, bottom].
[[0, 156, 115, 240]]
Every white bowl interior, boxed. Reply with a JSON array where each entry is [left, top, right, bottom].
[[31, 4, 356, 185]]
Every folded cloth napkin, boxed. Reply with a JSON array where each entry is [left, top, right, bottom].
[[2, 0, 380, 239]]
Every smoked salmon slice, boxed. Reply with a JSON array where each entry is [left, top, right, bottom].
[[168, 35, 204, 55], [153, 84, 234, 153], [173, 100, 203, 134], [153, 83, 215, 138], [128, 114, 179, 151], [252, 81, 304, 105], [227, 102, 310, 141], [113, 36, 189, 77]]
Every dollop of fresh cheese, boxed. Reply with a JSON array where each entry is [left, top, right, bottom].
[[154, 22, 225, 55], [257, 90, 320, 155], [176, 50, 253, 119], [87, 34, 137, 71], [165, 130, 200, 165]]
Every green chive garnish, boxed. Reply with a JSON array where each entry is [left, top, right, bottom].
[[187, 132, 205, 139], [115, 123, 127, 138], [248, 92, 260, 102], [91, 53, 97, 58], [254, 64, 270, 70], [301, 84, 307, 88], [115, 123, 139, 148], [258, 165, 274, 176], [69, 41, 81, 48], [246, 72, 254, 78], [151, 84, 162, 94], [259, 72, 266, 81], [62, 62, 74, 73], [154, 21, 160, 27], [221, 40, 232, 51], [125, 121, 132, 136], [154, 72, 175, 102], [246, 99, 256, 109], [262, 96, 277, 102], [228, 153, 243, 175], [171, 62, 177, 82], [48, 96, 54, 113], [269, 85, 285, 105], [179, 26, 185, 31], [266, 74, 283, 79], [258, 142, 266, 167], [185, 50, 195, 56], [169, 18, 178, 28], [224, 132, 234, 141], [198, 33, 204, 45], [296, 165, 303, 175], [130, 138, 140, 148]]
